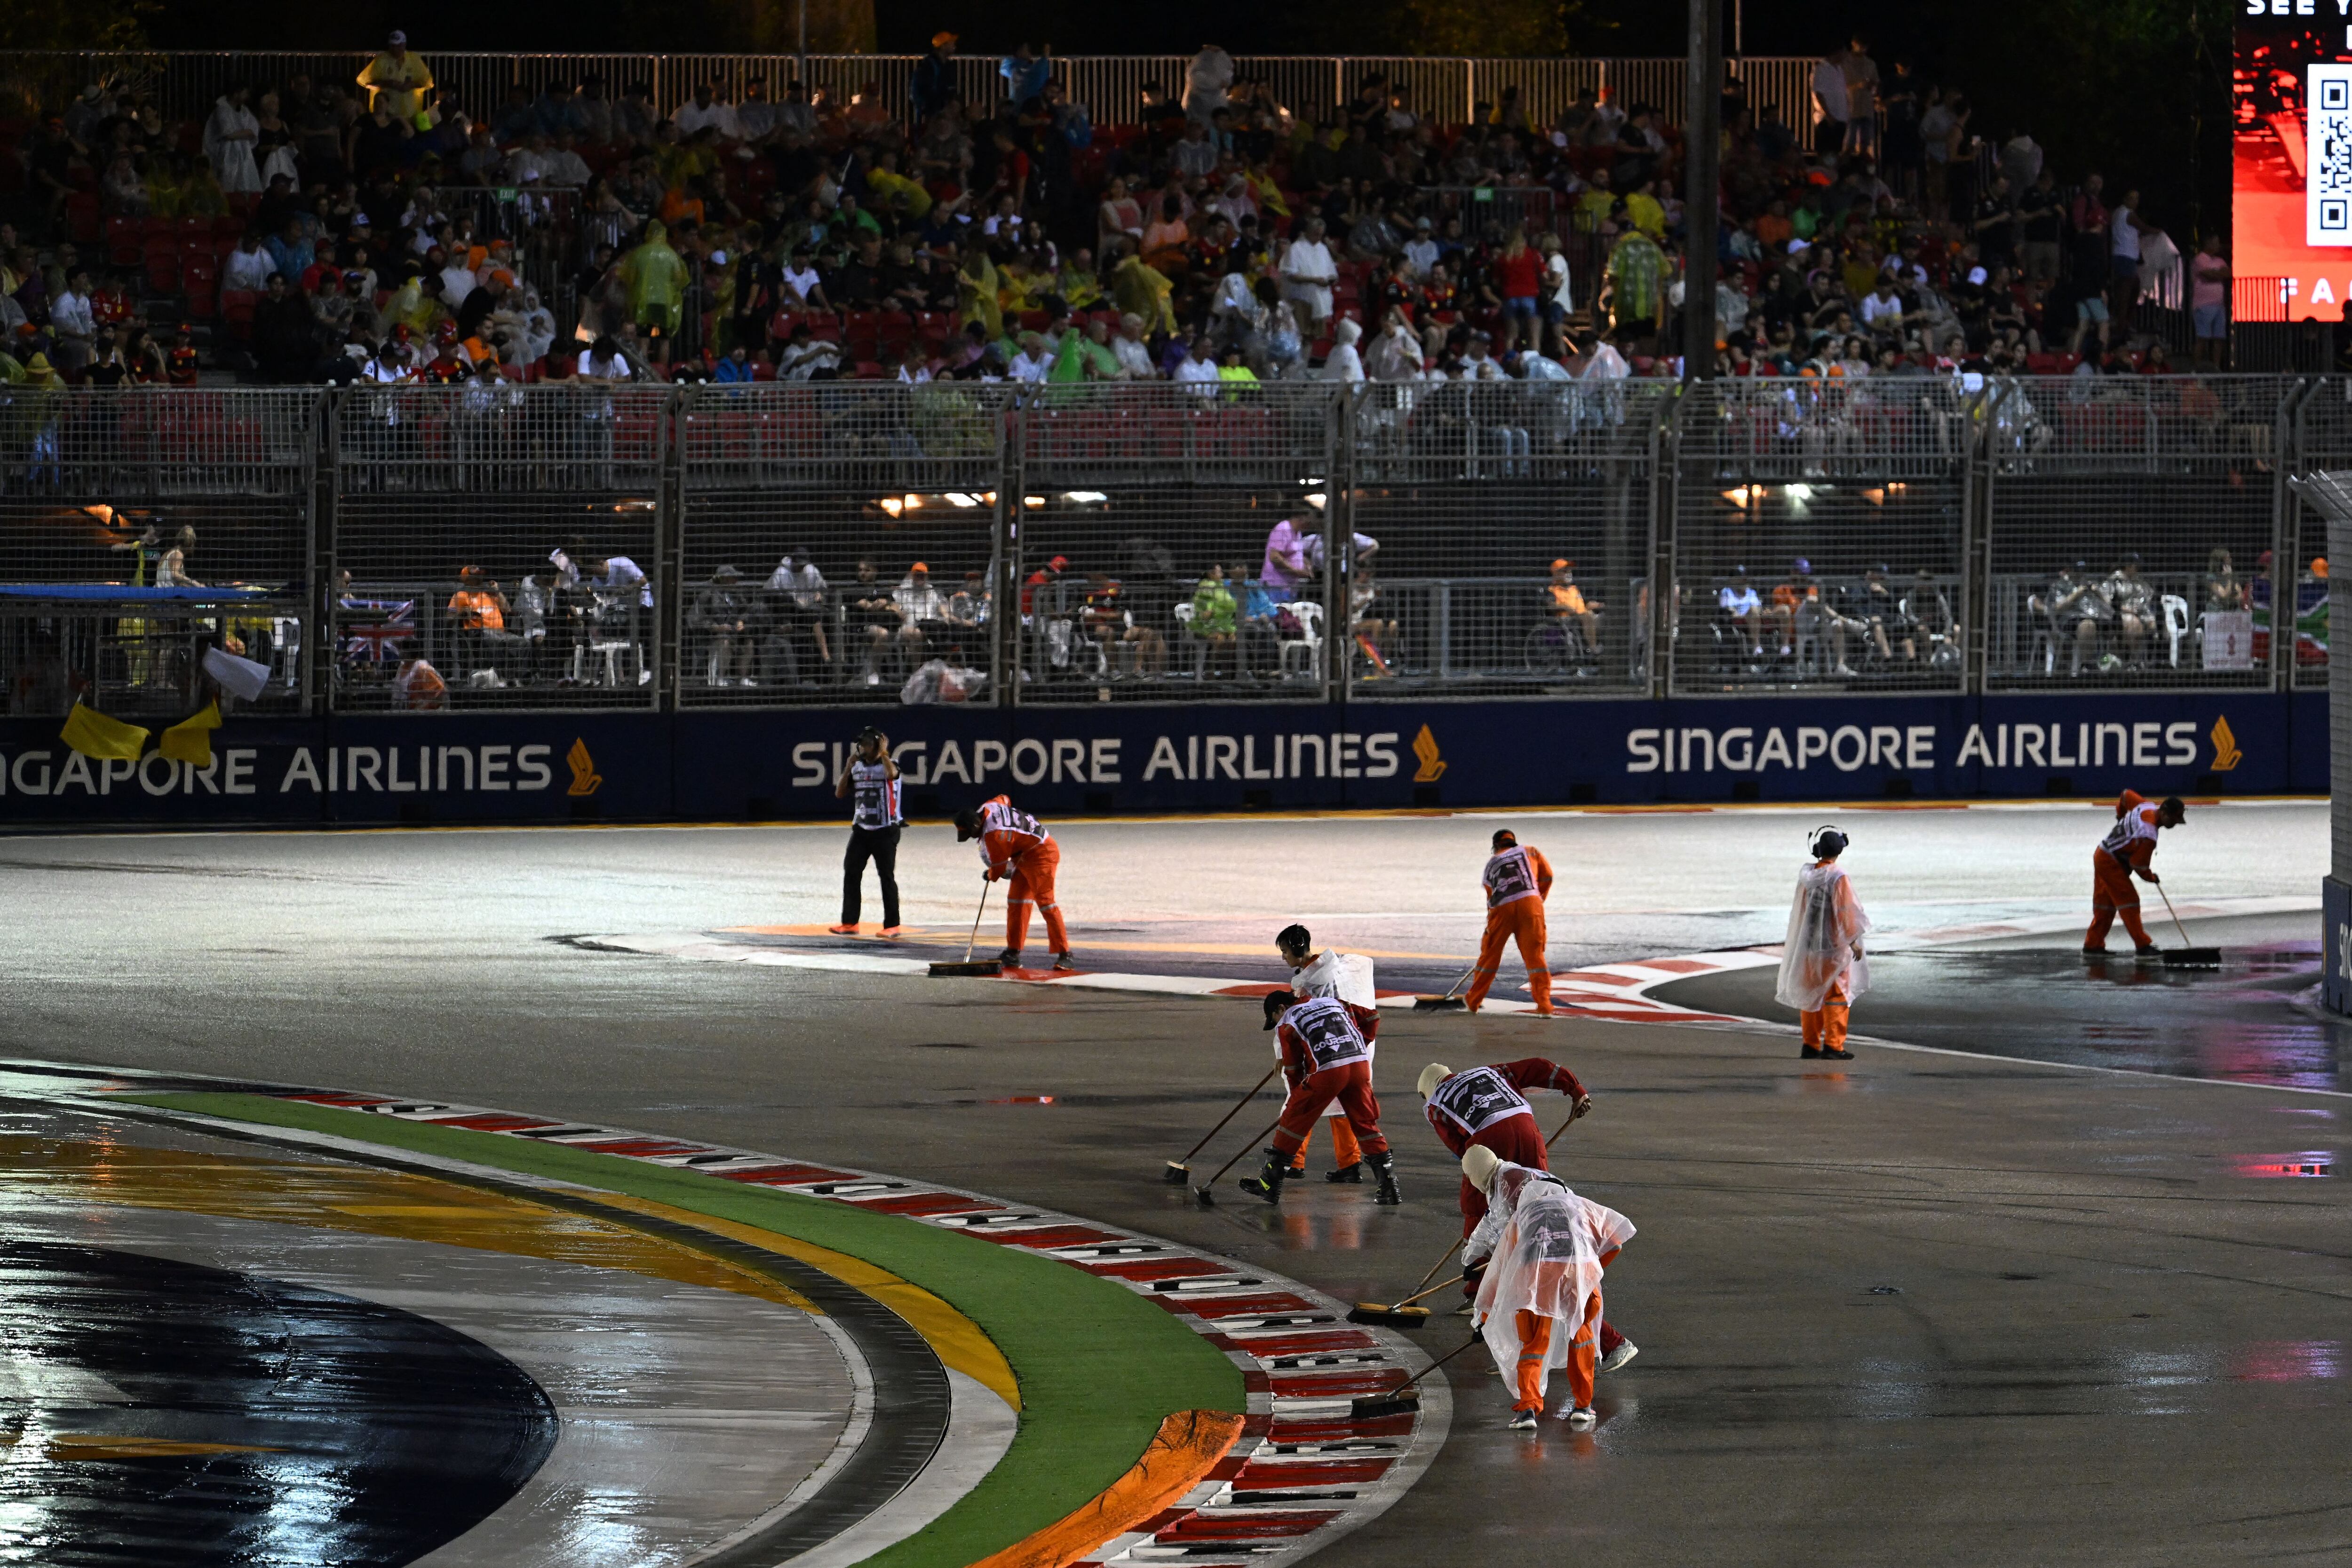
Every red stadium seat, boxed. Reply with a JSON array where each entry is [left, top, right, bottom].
[[146, 246, 183, 295], [66, 193, 102, 244], [220, 289, 258, 339], [104, 215, 143, 267]]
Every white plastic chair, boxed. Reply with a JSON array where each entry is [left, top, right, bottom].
[[2159, 594, 2190, 667], [1280, 600, 1325, 679], [1171, 600, 1207, 679]]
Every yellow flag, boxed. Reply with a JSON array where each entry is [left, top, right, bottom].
[[60, 702, 150, 762], [160, 701, 223, 768]]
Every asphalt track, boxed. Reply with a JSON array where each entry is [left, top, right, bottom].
[[5, 801, 2348, 1565]]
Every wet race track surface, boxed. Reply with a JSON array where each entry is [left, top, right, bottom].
[[0, 1241, 553, 1568], [1657, 942, 2350, 1097], [3, 801, 2348, 1566]]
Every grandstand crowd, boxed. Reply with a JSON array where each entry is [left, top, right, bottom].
[[0, 31, 2230, 390]]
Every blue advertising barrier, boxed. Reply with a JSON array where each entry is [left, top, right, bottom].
[[0, 691, 2325, 827]]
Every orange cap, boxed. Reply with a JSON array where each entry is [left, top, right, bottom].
[[911, 561, 929, 572], [1550, 558, 1572, 571]]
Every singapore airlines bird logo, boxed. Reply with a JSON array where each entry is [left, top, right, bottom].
[[2208, 715, 2242, 772], [566, 738, 603, 796], [1412, 724, 1447, 783]]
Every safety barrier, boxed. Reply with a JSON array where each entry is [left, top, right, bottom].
[[0, 377, 2332, 721]]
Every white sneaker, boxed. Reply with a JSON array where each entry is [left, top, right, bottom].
[[1508, 1410, 1538, 1430], [1565, 1407, 1596, 1430], [1600, 1340, 1639, 1373]]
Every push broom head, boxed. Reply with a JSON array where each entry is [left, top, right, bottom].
[[2159, 948, 2222, 968], [1349, 1387, 1422, 1420], [928, 958, 1003, 977], [1193, 1184, 1216, 1207], [1162, 1161, 1191, 1184], [1412, 995, 1466, 1011], [1346, 1302, 1432, 1327]]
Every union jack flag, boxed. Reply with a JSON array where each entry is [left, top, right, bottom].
[[341, 597, 415, 664]]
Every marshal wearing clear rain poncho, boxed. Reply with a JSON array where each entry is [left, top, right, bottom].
[[1772, 859, 1872, 1013], [1465, 1156, 1636, 1418]]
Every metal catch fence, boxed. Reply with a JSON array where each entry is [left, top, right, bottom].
[[1009, 382, 1343, 705], [676, 382, 1012, 705], [1669, 377, 1976, 696], [0, 378, 2337, 721], [1981, 376, 2298, 692], [1351, 381, 1667, 697]]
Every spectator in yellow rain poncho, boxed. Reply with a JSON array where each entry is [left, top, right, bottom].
[[956, 250, 1003, 341], [619, 220, 688, 339], [1112, 249, 1176, 338]]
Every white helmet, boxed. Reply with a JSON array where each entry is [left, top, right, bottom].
[[1460, 1144, 1500, 1192], [1417, 1062, 1451, 1101]]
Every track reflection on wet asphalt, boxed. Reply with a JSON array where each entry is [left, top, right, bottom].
[[0, 1240, 554, 1568], [1657, 941, 2349, 1094]]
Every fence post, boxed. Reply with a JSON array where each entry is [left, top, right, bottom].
[[2274, 376, 2317, 694], [1647, 386, 1678, 699], [1961, 383, 1996, 695], [995, 391, 1024, 708], [656, 388, 686, 712], [311, 389, 336, 721], [1327, 386, 1351, 706]]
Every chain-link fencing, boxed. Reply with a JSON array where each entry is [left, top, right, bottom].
[[2, 377, 2344, 725], [1981, 376, 2296, 691], [0, 387, 316, 721], [677, 382, 1012, 706], [1669, 377, 1977, 696], [1010, 381, 1344, 705], [1350, 380, 1667, 698], [326, 384, 667, 712]]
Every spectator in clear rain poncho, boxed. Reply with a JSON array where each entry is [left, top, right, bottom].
[[1462, 1145, 1636, 1432], [1773, 825, 1871, 1061]]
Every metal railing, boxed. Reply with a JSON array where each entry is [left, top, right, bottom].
[[0, 49, 1826, 134], [0, 375, 2336, 718]]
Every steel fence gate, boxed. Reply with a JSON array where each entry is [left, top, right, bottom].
[[0, 387, 316, 722], [675, 382, 1014, 706], [1979, 376, 2298, 693], [1667, 378, 1976, 697], [325, 384, 669, 712], [1350, 380, 1668, 699]]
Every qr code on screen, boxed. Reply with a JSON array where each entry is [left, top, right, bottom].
[[2310, 65, 2352, 246]]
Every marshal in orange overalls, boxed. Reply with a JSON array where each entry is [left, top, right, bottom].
[[2086, 790, 2163, 952], [974, 794, 1069, 959], [1465, 832, 1554, 1015]]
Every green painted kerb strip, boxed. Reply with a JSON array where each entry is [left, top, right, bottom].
[[128, 1092, 1245, 1568]]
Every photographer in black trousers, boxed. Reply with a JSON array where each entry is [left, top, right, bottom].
[[831, 727, 905, 934]]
